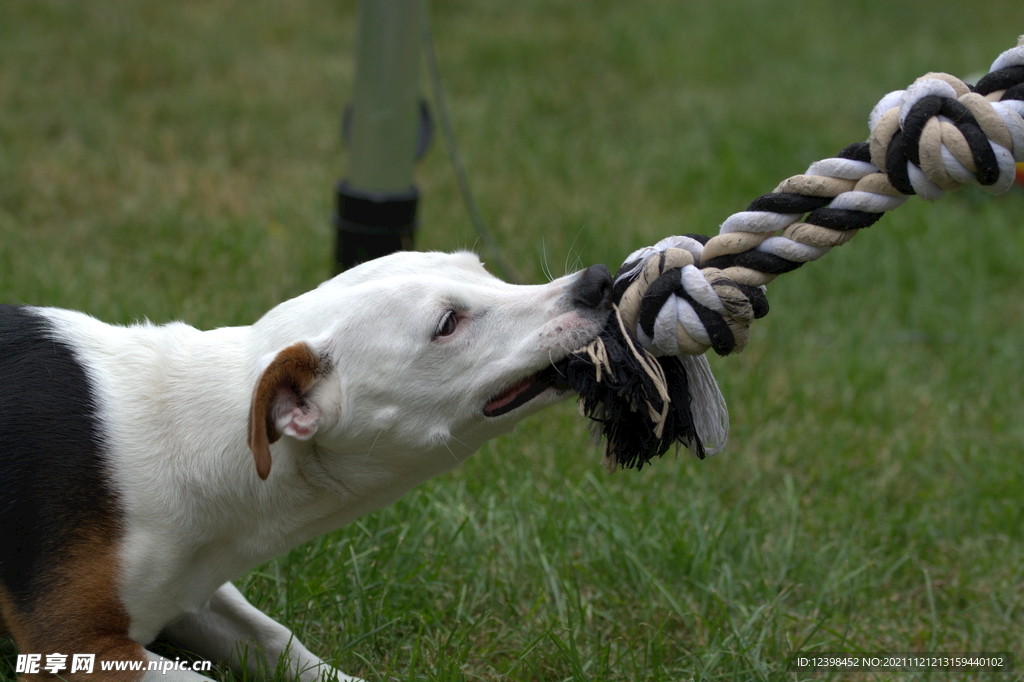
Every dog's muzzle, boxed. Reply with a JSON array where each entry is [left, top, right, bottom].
[[482, 265, 613, 418]]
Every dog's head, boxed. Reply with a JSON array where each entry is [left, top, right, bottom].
[[246, 251, 611, 484]]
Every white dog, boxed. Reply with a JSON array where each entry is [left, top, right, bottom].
[[0, 250, 611, 681]]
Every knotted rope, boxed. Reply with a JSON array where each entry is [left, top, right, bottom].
[[554, 36, 1024, 471]]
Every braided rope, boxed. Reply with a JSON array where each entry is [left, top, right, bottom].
[[564, 36, 1024, 470], [614, 38, 1024, 360]]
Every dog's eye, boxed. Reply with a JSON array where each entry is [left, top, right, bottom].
[[435, 310, 459, 338]]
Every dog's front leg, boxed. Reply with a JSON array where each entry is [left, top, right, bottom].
[[160, 583, 362, 682]]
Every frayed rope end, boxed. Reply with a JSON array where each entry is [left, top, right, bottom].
[[549, 304, 729, 472]]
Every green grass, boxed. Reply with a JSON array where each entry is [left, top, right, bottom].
[[3, 1, 1024, 680]]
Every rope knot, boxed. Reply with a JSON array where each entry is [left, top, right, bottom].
[[561, 37, 1024, 471]]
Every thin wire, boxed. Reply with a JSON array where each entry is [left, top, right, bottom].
[[422, 15, 525, 284]]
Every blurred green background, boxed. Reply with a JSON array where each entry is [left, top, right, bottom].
[[2, 2, 1024, 680]]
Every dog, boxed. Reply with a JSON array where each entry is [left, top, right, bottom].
[[0, 250, 612, 681]]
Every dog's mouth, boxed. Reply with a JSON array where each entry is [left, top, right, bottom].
[[482, 366, 567, 418]]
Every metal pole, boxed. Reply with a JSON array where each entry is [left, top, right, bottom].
[[334, 0, 427, 270]]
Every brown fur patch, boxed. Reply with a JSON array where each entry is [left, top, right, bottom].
[[248, 341, 327, 480], [2, 536, 144, 682]]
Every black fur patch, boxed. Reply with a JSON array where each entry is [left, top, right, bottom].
[[0, 306, 122, 610]]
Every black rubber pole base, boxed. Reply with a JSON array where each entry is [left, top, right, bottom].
[[333, 181, 418, 272]]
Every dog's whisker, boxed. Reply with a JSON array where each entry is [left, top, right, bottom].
[[441, 440, 464, 469], [361, 426, 388, 464], [563, 225, 589, 277], [539, 239, 555, 283]]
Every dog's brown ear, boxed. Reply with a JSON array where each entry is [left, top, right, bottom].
[[248, 342, 329, 481]]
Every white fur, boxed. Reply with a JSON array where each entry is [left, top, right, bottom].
[[38, 250, 606, 682]]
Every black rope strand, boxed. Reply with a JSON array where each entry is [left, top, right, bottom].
[[974, 64, 1024, 96], [546, 315, 704, 470]]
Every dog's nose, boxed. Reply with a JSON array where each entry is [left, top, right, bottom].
[[572, 264, 612, 310]]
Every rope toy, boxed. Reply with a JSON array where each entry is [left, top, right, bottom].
[[551, 35, 1024, 472]]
